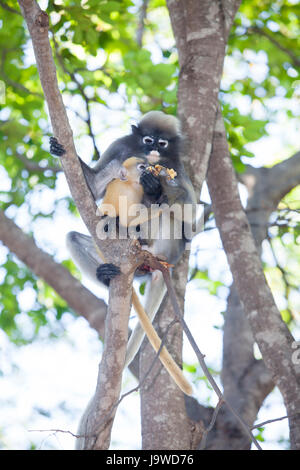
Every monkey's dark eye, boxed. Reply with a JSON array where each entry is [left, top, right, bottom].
[[137, 163, 147, 171], [158, 139, 168, 148], [143, 136, 154, 145]]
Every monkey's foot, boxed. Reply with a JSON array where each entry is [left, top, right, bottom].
[[140, 170, 162, 198], [137, 255, 171, 275], [96, 263, 121, 286], [50, 136, 66, 157]]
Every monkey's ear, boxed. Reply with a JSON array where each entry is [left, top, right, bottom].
[[131, 124, 141, 135]]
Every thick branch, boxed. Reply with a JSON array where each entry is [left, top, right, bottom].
[[238, 151, 300, 245], [165, 0, 245, 449], [0, 210, 106, 335], [243, 152, 300, 210], [202, 135, 300, 450], [206, 105, 300, 450], [77, 270, 135, 450], [218, 150, 300, 447], [167, 0, 241, 192]]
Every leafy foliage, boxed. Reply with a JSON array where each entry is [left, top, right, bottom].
[[223, 0, 300, 170], [0, 0, 299, 346]]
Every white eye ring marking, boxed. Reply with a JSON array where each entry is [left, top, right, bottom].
[[137, 163, 147, 171], [143, 136, 154, 145], [158, 139, 168, 148]]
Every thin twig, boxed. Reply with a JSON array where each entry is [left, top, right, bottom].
[[136, 0, 149, 46], [28, 428, 80, 439], [198, 398, 224, 450], [15, 150, 61, 173], [251, 413, 300, 431], [248, 26, 300, 68], [0, 0, 22, 15], [1, 49, 44, 98]]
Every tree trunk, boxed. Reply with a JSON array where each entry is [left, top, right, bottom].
[[207, 107, 300, 449]]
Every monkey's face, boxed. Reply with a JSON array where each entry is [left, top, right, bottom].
[[122, 157, 147, 183], [131, 124, 180, 168]]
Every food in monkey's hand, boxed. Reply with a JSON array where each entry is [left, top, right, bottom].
[[146, 164, 177, 181]]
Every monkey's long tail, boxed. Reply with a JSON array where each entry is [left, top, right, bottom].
[[125, 272, 193, 396], [130, 288, 193, 396], [124, 272, 166, 368], [95, 244, 192, 396]]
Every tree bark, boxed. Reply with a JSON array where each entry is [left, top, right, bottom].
[[140, 0, 242, 450], [206, 106, 300, 449], [167, 0, 241, 187], [140, 298, 191, 450], [77, 270, 135, 449], [18, 0, 142, 449]]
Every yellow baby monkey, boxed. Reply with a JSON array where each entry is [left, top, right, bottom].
[[100, 157, 146, 227]]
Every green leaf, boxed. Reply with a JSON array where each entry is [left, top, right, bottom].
[[139, 282, 146, 296]]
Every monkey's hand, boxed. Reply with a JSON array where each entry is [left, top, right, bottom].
[[140, 170, 162, 198], [117, 165, 128, 181], [96, 263, 121, 287], [49, 137, 66, 157]]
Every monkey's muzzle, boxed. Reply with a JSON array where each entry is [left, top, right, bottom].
[[147, 150, 160, 165]]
